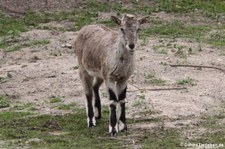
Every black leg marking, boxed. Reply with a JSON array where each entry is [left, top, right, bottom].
[[86, 94, 94, 127], [118, 86, 127, 101], [118, 86, 127, 131], [110, 104, 117, 135], [108, 88, 117, 101], [119, 102, 127, 131], [93, 87, 101, 119]]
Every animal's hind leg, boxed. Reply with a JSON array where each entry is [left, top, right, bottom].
[[93, 77, 103, 119], [79, 67, 95, 127]]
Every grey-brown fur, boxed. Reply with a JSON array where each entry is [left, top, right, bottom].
[[74, 14, 148, 135]]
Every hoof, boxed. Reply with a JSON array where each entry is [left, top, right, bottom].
[[109, 125, 118, 136], [110, 130, 118, 136], [88, 123, 96, 128]]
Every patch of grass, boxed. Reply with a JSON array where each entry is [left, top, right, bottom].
[[0, 12, 27, 37], [2, 38, 50, 52], [5, 44, 21, 52], [140, 20, 210, 39], [156, 0, 225, 15], [49, 97, 62, 103], [133, 94, 145, 107], [0, 72, 13, 83], [12, 103, 36, 111], [144, 73, 166, 86], [190, 103, 225, 146], [141, 128, 182, 149], [160, 61, 168, 66], [176, 77, 197, 86], [175, 46, 187, 58], [208, 30, 225, 47], [0, 109, 124, 148], [0, 107, 185, 149], [153, 45, 168, 54], [26, 39, 50, 47], [140, 36, 148, 46], [58, 103, 77, 110], [0, 96, 10, 108]]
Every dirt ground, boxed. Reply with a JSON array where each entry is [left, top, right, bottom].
[[0, 1, 225, 145], [0, 20, 225, 124]]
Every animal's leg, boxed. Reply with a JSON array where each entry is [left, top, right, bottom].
[[93, 77, 103, 119], [116, 81, 127, 131], [105, 79, 118, 135], [79, 67, 95, 127]]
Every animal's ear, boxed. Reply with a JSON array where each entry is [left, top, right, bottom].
[[138, 16, 149, 25], [111, 15, 121, 25]]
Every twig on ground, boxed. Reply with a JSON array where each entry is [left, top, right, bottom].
[[169, 64, 225, 73], [128, 83, 187, 92]]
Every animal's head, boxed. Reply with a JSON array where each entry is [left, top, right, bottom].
[[111, 14, 148, 52]]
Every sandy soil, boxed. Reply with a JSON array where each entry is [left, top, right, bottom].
[[1, 26, 225, 124]]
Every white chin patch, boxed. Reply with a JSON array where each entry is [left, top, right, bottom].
[[118, 120, 125, 131], [94, 107, 99, 118]]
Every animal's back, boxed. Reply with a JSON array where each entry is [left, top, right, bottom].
[[75, 24, 117, 53], [74, 25, 118, 77]]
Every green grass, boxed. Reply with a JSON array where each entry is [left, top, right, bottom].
[[0, 96, 10, 108], [189, 103, 225, 147], [0, 72, 13, 83], [144, 73, 166, 86], [1, 0, 225, 48], [1, 102, 224, 148], [141, 128, 182, 149], [49, 97, 62, 103], [133, 94, 145, 107], [208, 30, 225, 47], [1, 38, 50, 52], [176, 77, 197, 86], [11, 103, 36, 111], [0, 107, 184, 149], [0, 12, 27, 37], [156, 0, 225, 15], [140, 20, 210, 39], [25, 39, 50, 47], [175, 46, 187, 58], [58, 103, 77, 110]]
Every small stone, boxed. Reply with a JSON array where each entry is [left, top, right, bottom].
[[61, 44, 66, 48], [165, 57, 170, 60], [217, 58, 222, 62], [65, 43, 72, 49]]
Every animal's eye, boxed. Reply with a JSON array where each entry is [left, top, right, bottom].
[[120, 28, 125, 33]]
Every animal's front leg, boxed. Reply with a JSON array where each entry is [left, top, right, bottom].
[[117, 82, 127, 131], [108, 88, 118, 135], [106, 80, 119, 135]]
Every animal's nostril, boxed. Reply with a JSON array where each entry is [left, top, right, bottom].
[[129, 44, 135, 49]]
